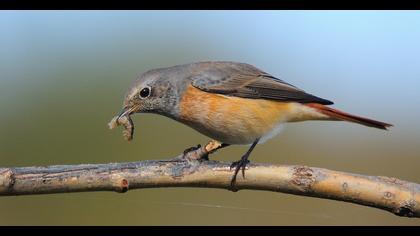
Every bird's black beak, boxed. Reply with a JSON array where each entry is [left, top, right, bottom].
[[118, 106, 132, 119]]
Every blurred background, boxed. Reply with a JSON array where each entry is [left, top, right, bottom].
[[0, 11, 419, 225]]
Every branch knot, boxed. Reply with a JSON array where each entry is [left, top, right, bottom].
[[291, 166, 315, 192]]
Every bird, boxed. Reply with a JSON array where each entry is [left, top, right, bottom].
[[110, 61, 392, 190]]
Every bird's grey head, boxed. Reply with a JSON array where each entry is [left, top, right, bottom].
[[117, 68, 182, 120]]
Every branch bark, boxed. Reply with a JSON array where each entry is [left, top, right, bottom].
[[0, 144, 419, 218]]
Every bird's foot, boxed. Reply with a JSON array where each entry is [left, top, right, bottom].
[[229, 158, 250, 192], [228, 138, 259, 192]]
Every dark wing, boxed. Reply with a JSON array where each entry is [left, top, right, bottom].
[[190, 62, 333, 105]]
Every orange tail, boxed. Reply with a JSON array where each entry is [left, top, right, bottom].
[[306, 103, 393, 130]]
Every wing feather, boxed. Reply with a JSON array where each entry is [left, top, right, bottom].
[[190, 62, 333, 105]]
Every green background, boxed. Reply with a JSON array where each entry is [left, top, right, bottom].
[[1, 11, 419, 225]]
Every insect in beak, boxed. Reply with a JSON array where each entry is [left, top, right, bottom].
[[109, 105, 136, 141]]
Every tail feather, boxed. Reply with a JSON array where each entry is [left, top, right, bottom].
[[305, 103, 393, 130]]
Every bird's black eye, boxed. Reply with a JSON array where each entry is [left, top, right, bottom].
[[139, 87, 151, 99]]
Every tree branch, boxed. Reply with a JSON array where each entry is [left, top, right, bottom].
[[0, 143, 419, 218]]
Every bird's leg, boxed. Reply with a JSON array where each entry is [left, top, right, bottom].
[[229, 138, 260, 191], [183, 140, 230, 161]]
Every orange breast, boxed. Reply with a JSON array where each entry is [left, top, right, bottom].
[[179, 85, 295, 144]]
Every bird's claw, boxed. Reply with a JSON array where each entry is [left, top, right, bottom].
[[230, 159, 250, 177], [229, 158, 250, 191]]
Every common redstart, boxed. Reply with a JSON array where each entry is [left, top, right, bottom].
[[109, 61, 392, 189]]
